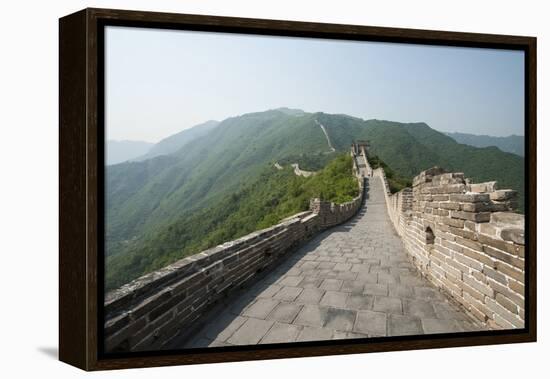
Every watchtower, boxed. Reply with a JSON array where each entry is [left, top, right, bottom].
[[352, 140, 370, 156]]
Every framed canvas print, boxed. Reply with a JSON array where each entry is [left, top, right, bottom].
[[59, 8, 537, 371]]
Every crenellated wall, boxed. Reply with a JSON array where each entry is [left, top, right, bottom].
[[309, 180, 364, 228], [375, 165, 525, 329], [104, 150, 365, 352]]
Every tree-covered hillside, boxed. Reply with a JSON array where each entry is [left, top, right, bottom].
[[106, 154, 359, 290], [106, 110, 332, 253]]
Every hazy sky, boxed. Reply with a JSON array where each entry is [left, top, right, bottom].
[[105, 26, 525, 143]]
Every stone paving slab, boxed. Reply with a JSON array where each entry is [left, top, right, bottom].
[[177, 176, 487, 349], [324, 307, 356, 332], [227, 318, 274, 345], [261, 322, 301, 344], [267, 302, 303, 323], [296, 326, 333, 342], [242, 298, 280, 319], [354, 310, 387, 336]]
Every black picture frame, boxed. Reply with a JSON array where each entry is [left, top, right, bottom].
[[59, 8, 536, 371]]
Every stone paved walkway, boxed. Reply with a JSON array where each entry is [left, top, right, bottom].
[[177, 176, 485, 348]]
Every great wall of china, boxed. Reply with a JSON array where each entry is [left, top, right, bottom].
[[104, 142, 525, 351]]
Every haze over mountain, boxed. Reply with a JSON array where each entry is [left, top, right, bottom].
[[106, 140, 154, 165], [136, 120, 220, 161], [445, 132, 524, 157], [105, 108, 525, 290]]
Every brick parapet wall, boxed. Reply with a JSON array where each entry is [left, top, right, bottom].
[[104, 150, 365, 352], [309, 176, 364, 229], [374, 165, 525, 329], [104, 213, 321, 352]]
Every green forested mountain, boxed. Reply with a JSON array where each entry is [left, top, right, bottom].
[[106, 108, 525, 290], [445, 132, 524, 157], [106, 155, 359, 290], [106, 110, 333, 251]]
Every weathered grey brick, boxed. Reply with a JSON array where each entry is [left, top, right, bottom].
[[457, 237, 484, 252], [439, 216, 466, 228], [469, 182, 496, 193], [484, 246, 524, 269], [454, 252, 484, 272], [485, 299, 524, 328], [460, 202, 493, 212], [500, 228, 525, 245], [450, 193, 490, 203], [460, 281, 486, 302], [463, 274, 494, 297], [460, 246, 496, 268], [482, 265, 507, 284], [485, 278, 524, 308], [508, 280, 525, 297], [438, 202, 461, 210], [490, 190, 517, 202], [495, 293, 518, 315], [478, 233, 522, 256], [495, 261, 524, 283], [448, 226, 477, 240], [451, 211, 491, 223]]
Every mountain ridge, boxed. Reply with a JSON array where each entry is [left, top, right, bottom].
[[106, 140, 154, 165], [445, 131, 524, 157], [136, 120, 220, 161]]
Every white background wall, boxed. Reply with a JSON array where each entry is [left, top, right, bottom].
[[0, 0, 547, 377]]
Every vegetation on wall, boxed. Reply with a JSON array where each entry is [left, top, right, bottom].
[[277, 151, 339, 171]]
